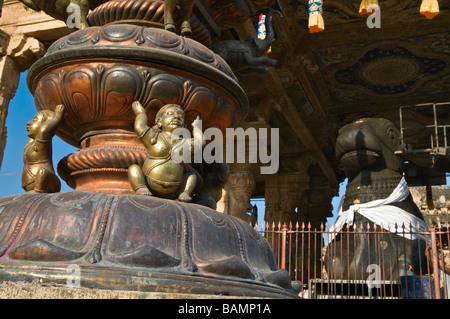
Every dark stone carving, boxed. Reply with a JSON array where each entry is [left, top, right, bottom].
[[0, 192, 296, 297], [325, 118, 428, 280], [212, 9, 282, 74]]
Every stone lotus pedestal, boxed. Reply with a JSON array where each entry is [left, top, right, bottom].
[[0, 192, 295, 297], [0, 1, 297, 298]]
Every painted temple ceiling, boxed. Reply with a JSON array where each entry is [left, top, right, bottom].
[[265, 0, 450, 119]]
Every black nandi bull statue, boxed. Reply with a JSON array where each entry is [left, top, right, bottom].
[[325, 118, 428, 280]]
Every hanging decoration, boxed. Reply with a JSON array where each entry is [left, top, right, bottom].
[[426, 184, 435, 209], [420, 0, 440, 19], [359, 0, 379, 15], [308, 0, 324, 33]]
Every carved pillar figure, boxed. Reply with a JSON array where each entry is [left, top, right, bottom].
[[303, 164, 336, 227], [223, 171, 256, 225], [0, 31, 15, 167]]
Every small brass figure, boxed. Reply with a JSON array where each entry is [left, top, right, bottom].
[[22, 105, 65, 193], [164, 0, 196, 37], [128, 101, 204, 202]]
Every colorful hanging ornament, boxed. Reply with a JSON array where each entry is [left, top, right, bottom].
[[257, 13, 271, 53], [308, 0, 324, 33], [420, 0, 439, 19], [359, 0, 379, 15]]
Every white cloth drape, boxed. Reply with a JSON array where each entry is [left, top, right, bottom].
[[328, 177, 429, 244]]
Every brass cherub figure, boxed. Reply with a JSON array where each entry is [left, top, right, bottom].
[[128, 101, 204, 202], [22, 105, 65, 193]]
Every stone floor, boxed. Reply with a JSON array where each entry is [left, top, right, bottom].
[[0, 280, 249, 299]]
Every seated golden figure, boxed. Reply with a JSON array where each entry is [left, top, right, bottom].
[[22, 105, 65, 193], [128, 101, 204, 202]]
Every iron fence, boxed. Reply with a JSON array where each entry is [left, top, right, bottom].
[[255, 221, 450, 299]]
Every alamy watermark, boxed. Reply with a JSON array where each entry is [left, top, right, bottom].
[[66, 264, 81, 288], [366, 264, 382, 289], [170, 120, 280, 174], [366, 6, 381, 29], [66, 3, 380, 30], [66, 4, 81, 29]]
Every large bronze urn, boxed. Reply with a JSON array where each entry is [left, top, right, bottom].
[[0, 0, 297, 298]]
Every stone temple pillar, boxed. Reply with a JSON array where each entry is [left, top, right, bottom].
[[296, 164, 337, 281], [264, 172, 310, 279], [0, 31, 18, 167]]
